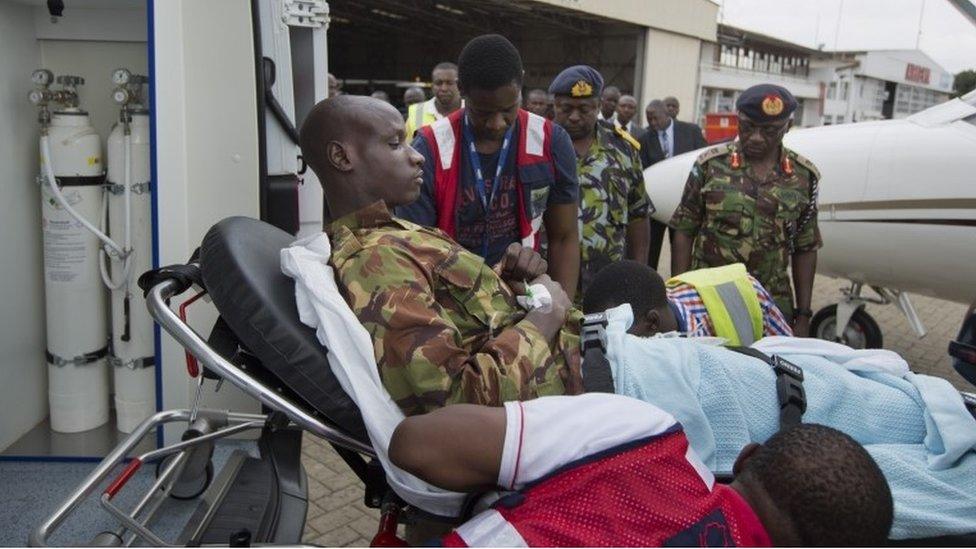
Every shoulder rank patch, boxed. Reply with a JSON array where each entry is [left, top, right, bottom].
[[695, 141, 732, 164], [787, 149, 821, 180], [614, 126, 641, 150]]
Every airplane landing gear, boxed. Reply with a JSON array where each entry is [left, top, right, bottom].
[[811, 281, 926, 349], [811, 304, 882, 349]]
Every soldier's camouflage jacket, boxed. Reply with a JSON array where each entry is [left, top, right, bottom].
[[327, 201, 582, 416], [577, 122, 653, 294], [669, 142, 821, 316]]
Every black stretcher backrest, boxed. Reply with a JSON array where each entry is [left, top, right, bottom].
[[200, 216, 369, 442]]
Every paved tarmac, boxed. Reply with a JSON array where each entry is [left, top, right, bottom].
[[300, 243, 972, 545]]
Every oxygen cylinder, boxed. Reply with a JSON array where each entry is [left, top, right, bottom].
[[106, 112, 155, 433], [40, 108, 110, 433]]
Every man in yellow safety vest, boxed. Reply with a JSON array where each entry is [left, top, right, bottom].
[[405, 61, 463, 141], [582, 260, 793, 345]]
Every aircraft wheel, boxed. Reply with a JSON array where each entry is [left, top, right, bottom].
[[155, 455, 214, 500], [810, 305, 883, 349]]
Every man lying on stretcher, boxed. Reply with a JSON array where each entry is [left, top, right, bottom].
[[389, 393, 893, 546]]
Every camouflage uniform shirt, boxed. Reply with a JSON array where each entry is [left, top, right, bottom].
[[328, 201, 582, 416], [577, 122, 653, 294], [669, 142, 821, 317]]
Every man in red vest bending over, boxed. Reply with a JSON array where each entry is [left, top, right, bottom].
[[391, 393, 894, 547], [397, 34, 581, 298]]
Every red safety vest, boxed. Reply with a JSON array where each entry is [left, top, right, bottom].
[[420, 108, 555, 250], [442, 430, 772, 547]]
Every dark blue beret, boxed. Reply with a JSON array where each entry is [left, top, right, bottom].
[[548, 65, 604, 99], [736, 84, 797, 122]]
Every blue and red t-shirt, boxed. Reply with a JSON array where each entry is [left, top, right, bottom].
[[396, 109, 578, 266], [440, 394, 772, 547]]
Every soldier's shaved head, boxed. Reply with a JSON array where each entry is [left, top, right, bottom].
[[299, 95, 425, 220]]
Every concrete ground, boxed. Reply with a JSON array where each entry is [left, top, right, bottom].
[[299, 242, 971, 545]]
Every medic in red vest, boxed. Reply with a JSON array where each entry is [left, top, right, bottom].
[[390, 394, 894, 547], [396, 34, 581, 298]]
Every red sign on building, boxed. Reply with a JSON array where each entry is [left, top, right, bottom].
[[905, 63, 931, 84]]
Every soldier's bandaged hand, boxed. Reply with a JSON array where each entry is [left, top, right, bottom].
[[516, 283, 553, 311]]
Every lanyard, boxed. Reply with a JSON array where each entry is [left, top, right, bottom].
[[462, 114, 516, 213]]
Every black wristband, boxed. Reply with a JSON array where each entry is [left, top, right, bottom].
[[793, 308, 813, 319]]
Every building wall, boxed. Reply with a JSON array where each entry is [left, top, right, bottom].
[[0, 1, 46, 452], [695, 40, 824, 126], [640, 28, 703, 123], [533, 0, 717, 41], [858, 50, 953, 94]]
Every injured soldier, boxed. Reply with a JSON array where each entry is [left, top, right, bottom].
[[298, 94, 583, 415], [389, 393, 894, 546], [582, 260, 793, 342]]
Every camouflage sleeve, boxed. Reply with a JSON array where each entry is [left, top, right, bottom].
[[668, 162, 705, 235], [793, 173, 823, 253], [627, 146, 652, 219], [337, 246, 563, 415]]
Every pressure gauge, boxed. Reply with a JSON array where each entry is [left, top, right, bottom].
[[32, 69, 54, 86], [28, 89, 46, 105], [112, 68, 131, 86], [112, 88, 131, 105]]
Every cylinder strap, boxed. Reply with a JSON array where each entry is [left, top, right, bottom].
[[36, 174, 107, 187], [107, 355, 156, 370], [104, 180, 152, 196], [46, 346, 109, 367]]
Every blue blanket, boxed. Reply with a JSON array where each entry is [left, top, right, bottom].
[[604, 312, 976, 539]]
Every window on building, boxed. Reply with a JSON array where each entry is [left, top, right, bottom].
[[824, 115, 833, 125], [836, 115, 845, 124], [840, 80, 849, 100], [827, 82, 837, 99]]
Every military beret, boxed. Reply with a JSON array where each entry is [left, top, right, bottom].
[[548, 65, 604, 99], [736, 84, 797, 122]]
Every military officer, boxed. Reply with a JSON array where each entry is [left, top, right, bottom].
[[670, 84, 820, 335], [549, 65, 652, 295]]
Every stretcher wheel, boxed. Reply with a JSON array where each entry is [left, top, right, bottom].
[[811, 304, 883, 349], [155, 456, 214, 500]]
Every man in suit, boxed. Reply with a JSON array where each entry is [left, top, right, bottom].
[[638, 99, 708, 270]]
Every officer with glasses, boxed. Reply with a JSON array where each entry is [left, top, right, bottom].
[[669, 84, 822, 335]]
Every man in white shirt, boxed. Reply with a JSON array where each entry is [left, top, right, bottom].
[[614, 94, 642, 137], [597, 85, 620, 123]]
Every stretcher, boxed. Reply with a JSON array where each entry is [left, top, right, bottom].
[[31, 216, 976, 546]]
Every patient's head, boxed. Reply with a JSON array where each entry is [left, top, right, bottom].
[[299, 95, 425, 220], [581, 260, 676, 337], [732, 424, 893, 546]]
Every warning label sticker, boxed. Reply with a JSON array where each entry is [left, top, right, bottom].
[[43, 214, 92, 285]]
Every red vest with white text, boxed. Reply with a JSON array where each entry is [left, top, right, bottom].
[[441, 429, 772, 547], [419, 108, 554, 250]]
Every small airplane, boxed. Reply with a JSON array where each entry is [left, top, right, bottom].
[[644, 90, 976, 349]]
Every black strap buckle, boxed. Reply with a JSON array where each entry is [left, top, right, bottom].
[[580, 313, 614, 393], [728, 347, 806, 430], [773, 356, 806, 428]]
